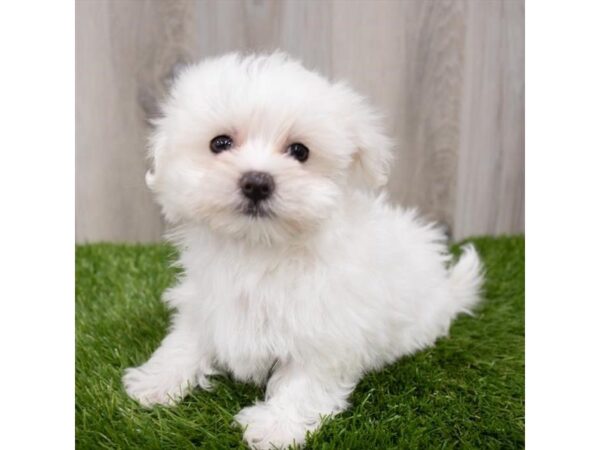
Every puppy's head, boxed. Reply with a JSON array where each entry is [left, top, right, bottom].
[[148, 53, 392, 244]]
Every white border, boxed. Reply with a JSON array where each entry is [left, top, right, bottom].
[[527, 0, 600, 448], [2, 0, 600, 447], [0, 1, 74, 448]]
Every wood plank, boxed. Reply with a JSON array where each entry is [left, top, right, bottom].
[[75, 0, 199, 242], [75, 0, 524, 242], [454, 0, 525, 238], [195, 0, 333, 72]]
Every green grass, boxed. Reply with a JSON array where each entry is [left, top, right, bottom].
[[76, 236, 524, 449]]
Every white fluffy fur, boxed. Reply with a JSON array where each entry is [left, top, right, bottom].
[[123, 52, 484, 449]]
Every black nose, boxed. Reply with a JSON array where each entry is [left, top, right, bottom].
[[239, 171, 275, 202]]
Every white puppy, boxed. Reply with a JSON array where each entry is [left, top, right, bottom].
[[123, 52, 483, 449]]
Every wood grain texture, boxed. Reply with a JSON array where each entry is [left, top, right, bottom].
[[76, 0, 199, 242], [76, 0, 524, 242], [454, 0, 525, 238], [195, 0, 333, 73]]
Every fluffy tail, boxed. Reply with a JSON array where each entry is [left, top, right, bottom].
[[447, 243, 485, 317]]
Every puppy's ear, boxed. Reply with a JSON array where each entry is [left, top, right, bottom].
[[347, 98, 394, 189]]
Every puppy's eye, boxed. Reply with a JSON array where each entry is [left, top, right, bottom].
[[287, 143, 309, 163], [210, 135, 234, 154]]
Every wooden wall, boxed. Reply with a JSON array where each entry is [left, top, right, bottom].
[[76, 0, 524, 242]]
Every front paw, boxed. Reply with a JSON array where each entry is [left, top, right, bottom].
[[235, 403, 315, 450], [122, 365, 195, 407]]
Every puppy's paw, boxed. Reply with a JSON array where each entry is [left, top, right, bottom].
[[235, 403, 315, 450], [122, 365, 197, 407]]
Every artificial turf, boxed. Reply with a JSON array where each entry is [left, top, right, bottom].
[[75, 236, 524, 449]]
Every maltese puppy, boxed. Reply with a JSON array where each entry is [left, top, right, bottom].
[[123, 52, 483, 449]]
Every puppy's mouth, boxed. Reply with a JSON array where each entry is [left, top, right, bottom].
[[240, 201, 274, 218]]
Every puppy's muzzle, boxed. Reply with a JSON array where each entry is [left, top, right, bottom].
[[239, 171, 275, 203]]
